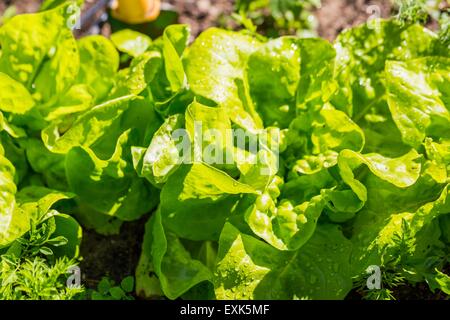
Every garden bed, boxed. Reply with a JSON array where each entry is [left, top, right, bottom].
[[0, 0, 449, 301]]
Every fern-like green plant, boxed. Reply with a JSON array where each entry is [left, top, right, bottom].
[[0, 219, 84, 300], [352, 220, 417, 300], [0, 255, 83, 300]]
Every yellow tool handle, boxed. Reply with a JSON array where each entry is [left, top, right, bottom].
[[112, 0, 161, 24]]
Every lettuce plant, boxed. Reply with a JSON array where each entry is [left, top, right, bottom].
[[0, 3, 449, 300]]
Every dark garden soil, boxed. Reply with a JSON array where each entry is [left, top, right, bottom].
[[0, 1, 441, 40], [79, 217, 147, 288], [0, 0, 41, 14], [1, 0, 397, 41], [166, 0, 235, 40], [0, 0, 448, 299], [316, 0, 394, 40]]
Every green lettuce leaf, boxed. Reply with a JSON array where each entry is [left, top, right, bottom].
[[51, 214, 82, 258], [338, 149, 422, 203], [0, 5, 79, 105], [0, 183, 73, 248], [351, 184, 450, 275], [145, 211, 212, 299], [42, 94, 136, 154], [386, 57, 450, 148], [334, 19, 445, 116], [111, 29, 152, 57], [287, 103, 365, 174], [242, 176, 325, 251], [66, 129, 159, 221], [160, 163, 256, 241], [0, 72, 35, 114], [296, 38, 336, 111], [246, 37, 299, 128], [76, 36, 119, 102], [162, 25, 189, 93], [0, 150, 17, 246], [184, 28, 263, 132], [133, 114, 185, 187], [214, 223, 353, 299]]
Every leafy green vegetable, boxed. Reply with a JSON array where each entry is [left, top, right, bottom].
[[76, 36, 119, 103], [214, 223, 352, 299], [0, 4, 449, 301], [184, 28, 263, 132], [111, 29, 152, 58], [386, 57, 450, 148], [247, 37, 300, 128], [149, 211, 212, 299], [66, 129, 159, 221], [160, 163, 256, 241], [0, 4, 79, 106], [338, 149, 422, 203], [133, 114, 185, 186], [0, 73, 35, 114], [42, 94, 136, 154]]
